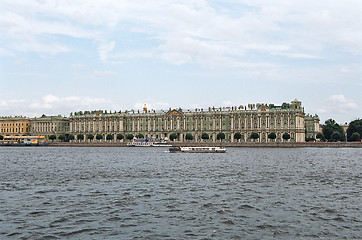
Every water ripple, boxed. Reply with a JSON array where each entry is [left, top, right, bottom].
[[0, 147, 361, 239]]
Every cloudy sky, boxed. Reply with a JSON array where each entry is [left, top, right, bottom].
[[1, 0, 361, 124]]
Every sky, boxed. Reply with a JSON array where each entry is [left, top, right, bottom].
[[0, 0, 361, 124]]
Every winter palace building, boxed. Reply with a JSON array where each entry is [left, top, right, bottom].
[[69, 99, 313, 142]]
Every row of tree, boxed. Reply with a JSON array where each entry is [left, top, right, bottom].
[[168, 132, 291, 142], [0, 132, 291, 142], [317, 118, 362, 142], [48, 133, 131, 142]]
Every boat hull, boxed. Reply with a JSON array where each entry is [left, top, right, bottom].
[[169, 146, 226, 153], [0, 143, 48, 147]]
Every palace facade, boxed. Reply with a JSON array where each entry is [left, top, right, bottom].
[[30, 115, 70, 140], [69, 99, 308, 142], [305, 114, 320, 140]]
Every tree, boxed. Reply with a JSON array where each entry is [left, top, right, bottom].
[[350, 132, 361, 142], [201, 133, 209, 141], [87, 134, 94, 141], [170, 133, 178, 141], [250, 132, 259, 141], [77, 134, 84, 141], [217, 132, 225, 141], [316, 132, 325, 141], [185, 133, 194, 141], [331, 131, 341, 142], [282, 132, 290, 142], [234, 132, 242, 142], [106, 134, 114, 141], [0, 135, 3, 140], [322, 119, 345, 142], [116, 133, 124, 141], [49, 134, 57, 141], [136, 133, 144, 139], [268, 132, 276, 141], [68, 134, 75, 141], [347, 119, 362, 141], [58, 134, 66, 141], [126, 134, 134, 141], [96, 134, 103, 141]]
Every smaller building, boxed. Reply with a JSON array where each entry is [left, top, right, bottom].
[[30, 115, 70, 140], [0, 116, 31, 136], [341, 123, 348, 133], [305, 114, 320, 140]]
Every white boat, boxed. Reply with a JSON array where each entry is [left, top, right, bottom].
[[152, 142, 172, 147], [169, 146, 226, 153], [127, 141, 172, 147], [127, 142, 153, 147]]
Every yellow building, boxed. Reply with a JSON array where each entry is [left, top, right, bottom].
[[0, 116, 31, 136]]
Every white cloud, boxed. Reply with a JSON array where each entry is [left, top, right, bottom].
[[0, 95, 117, 117], [91, 70, 118, 77], [11, 40, 70, 55], [327, 95, 358, 110], [98, 41, 116, 62], [0, 47, 16, 57], [317, 94, 358, 117], [134, 100, 170, 111], [72, 64, 86, 68], [73, 70, 119, 78], [1, 0, 361, 66]]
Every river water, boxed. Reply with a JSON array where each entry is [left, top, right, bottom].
[[0, 147, 361, 239]]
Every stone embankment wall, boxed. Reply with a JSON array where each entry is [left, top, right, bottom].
[[48, 142, 362, 148]]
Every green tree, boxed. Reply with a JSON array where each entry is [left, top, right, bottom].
[[126, 134, 134, 141], [316, 132, 325, 141], [68, 134, 75, 141], [116, 133, 124, 141], [77, 134, 84, 141], [217, 132, 225, 141], [268, 132, 276, 141], [201, 133, 209, 141], [282, 132, 291, 142], [96, 134, 103, 141], [331, 131, 341, 142], [106, 134, 114, 141], [0, 135, 3, 140], [58, 134, 66, 141], [136, 133, 144, 139], [347, 119, 362, 141], [250, 132, 259, 141], [185, 133, 194, 141], [322, 119, 345, 142], [49, 134, 57, 141], [170, 133, 178, 141], [350, 132, 361, 142], [234, 132, 242, 142], [87, 134, 94, 141]]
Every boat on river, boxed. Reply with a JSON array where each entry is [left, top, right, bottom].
[[152, 142, 172, 147], [0, 136, 48, 146], [169, 146, 226, 153], [127, 141, 172, 147], [127, 141, 153, 147]]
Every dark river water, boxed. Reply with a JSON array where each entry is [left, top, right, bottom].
[[0, 147, 361, 239]]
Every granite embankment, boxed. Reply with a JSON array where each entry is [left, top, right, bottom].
[[48, 141, 362, 148]]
